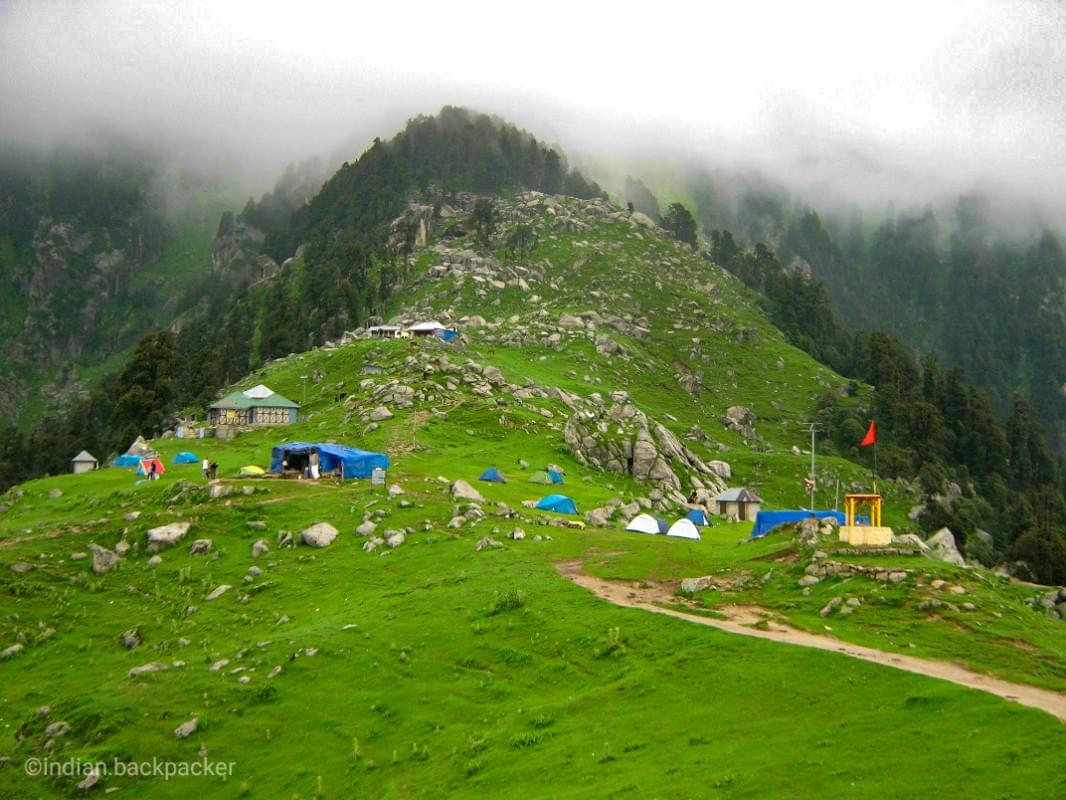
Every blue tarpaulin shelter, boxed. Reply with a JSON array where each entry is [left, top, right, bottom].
[[535, 494, 578, 515], [750, 510, 868, 539], [480, 466, 506, 483], [686, 508, 712, 527], [438, 329, 460, 342], [113, 454, 141, 467], [270, 442, 389, 479], [547, 468, 564, 484], [173, 451, 199, 464]]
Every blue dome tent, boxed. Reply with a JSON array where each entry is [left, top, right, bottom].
[[479, 466, 507, 483], [547, 468, 564, 484], [113, 454, 141, 468], [173, 451, 199, 464], [686, 508, 711, 527], [535, 494, 578, 515]]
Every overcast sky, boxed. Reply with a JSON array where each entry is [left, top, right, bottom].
[[2, 0, 1065, 215]]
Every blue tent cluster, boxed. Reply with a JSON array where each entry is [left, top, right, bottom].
[[270, 442, 389, 479]]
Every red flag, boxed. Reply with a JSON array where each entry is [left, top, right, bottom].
[[859, 420, 876, 447]]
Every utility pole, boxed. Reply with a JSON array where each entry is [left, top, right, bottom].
[[801, 422, 820, 511]]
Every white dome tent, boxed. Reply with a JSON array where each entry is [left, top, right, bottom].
[[625, 513, 667, 535], [666, 518, 701, 541]]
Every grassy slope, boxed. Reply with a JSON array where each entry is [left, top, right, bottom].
[[1, 198, 1063, 797]]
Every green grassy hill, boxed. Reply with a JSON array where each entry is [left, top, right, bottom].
[[1, 193, 1063, 798]]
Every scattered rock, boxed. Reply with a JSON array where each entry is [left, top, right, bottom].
[[205, 585, 231, 601], [1, 643, 23, 660], [369, 406, 393, 422], [48, 489, 63, 499], [123, 511, 141, 522], [300, 522, 339, 548], [356, 521, 377, 537], [189, 539, 213, 556], [819, 597, 844, 618], [252, 539, 270, 558], [680, 576, 715, 593], [127, 661, 168, 678], [147, 555, 163, 566], [146, 522, 191, 547], [388, 483, 404, 497], [385, 530, 405, 549], [44, 721, 70, 737], [87, 544, 120, 575], [121, 626, 141, 649], [76, 767, 100, 793], [276, 530, 294, 548], [450, 480, 486, 502], [476, 537, 502, 552], [511, 527, 526, 540], [174, 718, 199, 739]]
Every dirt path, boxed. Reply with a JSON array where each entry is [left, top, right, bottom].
[[556, 560, 1066, 723]]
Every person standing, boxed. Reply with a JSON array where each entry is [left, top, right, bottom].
[[149, 460, 158, 481], [202, 457, 210, 480]]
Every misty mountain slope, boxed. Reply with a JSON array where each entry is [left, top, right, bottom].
[[0, 145, 241, 426], [635, 168, 1066, 452], [2, 190, 1065, 798]]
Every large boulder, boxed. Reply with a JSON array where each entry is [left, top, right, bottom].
[[927, 527, 965, 566], [450, 480, 486, 503], [300, 522, 339, 548], [146, 522, 191, 548]]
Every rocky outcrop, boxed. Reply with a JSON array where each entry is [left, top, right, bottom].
[[563, 397, 726, 497]]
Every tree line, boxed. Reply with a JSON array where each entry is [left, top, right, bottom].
[[710, 229, 1066, 583]]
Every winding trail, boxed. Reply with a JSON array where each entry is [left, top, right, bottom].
[[556, 559, 1066, 723]]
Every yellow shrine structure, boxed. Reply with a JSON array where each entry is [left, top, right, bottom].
[[839, 493, 894, 546]]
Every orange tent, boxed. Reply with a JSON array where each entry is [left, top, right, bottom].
[[136, 458, 166, 477]]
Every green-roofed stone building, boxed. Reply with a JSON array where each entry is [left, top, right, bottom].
[[208, 384, 299, 427]]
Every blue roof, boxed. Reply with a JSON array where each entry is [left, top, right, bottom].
[[751, 510, 861, 539], [270, 442, 389, 479], [535, 494, 578, 515], [479, 466, 506, 483]]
